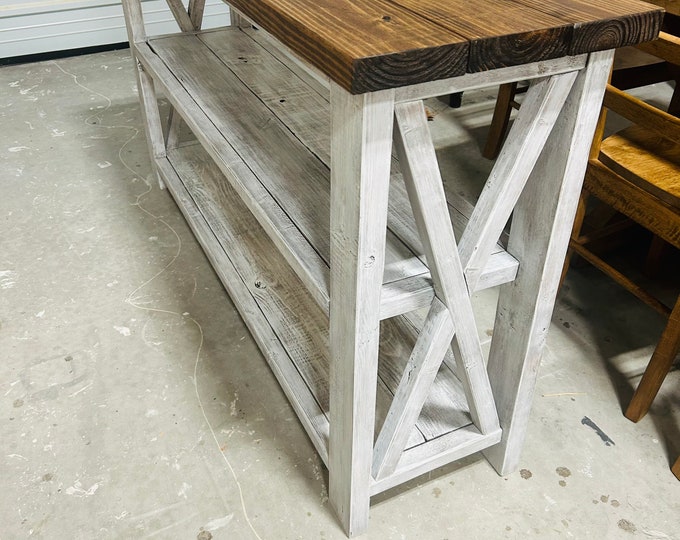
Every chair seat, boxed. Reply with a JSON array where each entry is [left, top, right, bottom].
[[600, 125, 680, 210]]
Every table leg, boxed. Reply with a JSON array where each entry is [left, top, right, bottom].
[[328, 83, 395, 537], [483, 50, 615, 475], [121, 0, 167, 189]]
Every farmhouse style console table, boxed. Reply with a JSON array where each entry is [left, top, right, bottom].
[[122, 0, 662, 535]]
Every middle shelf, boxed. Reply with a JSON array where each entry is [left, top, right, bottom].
[[136, 25, 519, 320]]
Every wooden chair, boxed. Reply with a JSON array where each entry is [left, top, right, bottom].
[[673, 456, 680, 479], [565, 30, 680, 423]]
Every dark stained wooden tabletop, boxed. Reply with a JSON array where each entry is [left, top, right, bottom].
[[226, 0, 664, 93]]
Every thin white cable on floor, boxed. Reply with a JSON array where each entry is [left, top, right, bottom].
[[51, 58, 263, 540]]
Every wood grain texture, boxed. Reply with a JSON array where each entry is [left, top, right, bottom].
[[188, 0, 206, 30], [636, 31, 680, 65], [568, 29, 680, 427], [393, 54, 587, 102], [155, 32, 428, 291], [645, 0, 680, 16], [226, 0, 469, 93], [160, 150, 332, 463], [328, 84, 395, 536], [123, 2, 647, 535], [121, 0, 166, 183], [585, 161, 680, 248], [511, 0, 663, 54], [164, 0, 194, 32], [166, 145, 455, 457], [377, 316, 472, 440], [136, 39, 333, 309], [599, 126, 680, 210], [224, 0, 660, 92], [391, 0, 572, 72]]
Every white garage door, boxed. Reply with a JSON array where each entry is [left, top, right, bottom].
[[0, 0, 231, 59]]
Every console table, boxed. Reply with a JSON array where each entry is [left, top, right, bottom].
[[121, 0, 662, 535]]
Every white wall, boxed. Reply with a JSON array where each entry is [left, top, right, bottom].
[[0, 0, 231, 58]]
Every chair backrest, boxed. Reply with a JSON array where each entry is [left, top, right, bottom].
[[593, 33, 680, 140], [601, 83, 680, 145], [583, 31, 680, 240]]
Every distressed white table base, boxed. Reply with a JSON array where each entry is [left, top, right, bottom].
[[121, 2, 614, 536]]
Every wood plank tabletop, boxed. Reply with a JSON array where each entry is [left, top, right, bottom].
[[226, 0, 663, 93]]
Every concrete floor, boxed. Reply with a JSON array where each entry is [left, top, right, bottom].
[[1, 49, 679, 540]]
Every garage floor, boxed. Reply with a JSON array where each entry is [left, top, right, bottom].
[[1, 49, 679, 540]]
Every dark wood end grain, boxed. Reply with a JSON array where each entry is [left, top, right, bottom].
[[467, 26, 573, 72], [350, 44, 469, 94], [570, 12, 666, 56]]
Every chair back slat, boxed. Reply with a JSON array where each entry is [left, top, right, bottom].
[[603, 84, 680, 145]]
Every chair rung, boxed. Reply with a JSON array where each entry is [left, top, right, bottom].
[[569, 241, 672, 317]]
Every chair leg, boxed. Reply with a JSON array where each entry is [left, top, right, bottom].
[[625, 294, 680, 422], [560, 191, 589, 288], [673, 456, 680, 480], [483, 82, 518, 160], [644, 235, 667, 278], [449, 92, 463, 108], [667, 66, 680, 116]]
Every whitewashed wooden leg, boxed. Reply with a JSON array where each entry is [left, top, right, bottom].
[[483, 50, 615, 475], [329, 83, 395, 537], [135, 64, 166, 161], [122, 0, 166, 188]]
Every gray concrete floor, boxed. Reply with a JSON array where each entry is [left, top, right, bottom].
[[1, 50, 679, 540]]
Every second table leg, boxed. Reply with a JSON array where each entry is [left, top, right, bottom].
[[483, 50, 615, 475]]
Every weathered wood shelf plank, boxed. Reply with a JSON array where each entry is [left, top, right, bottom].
[[198, 28, 520, 294], [154, 153, 332, 463], [372, 299, 456, 480], [134, 40, 332, 310]]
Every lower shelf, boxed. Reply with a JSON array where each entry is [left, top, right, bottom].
[[156, 143, 501, 494]]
